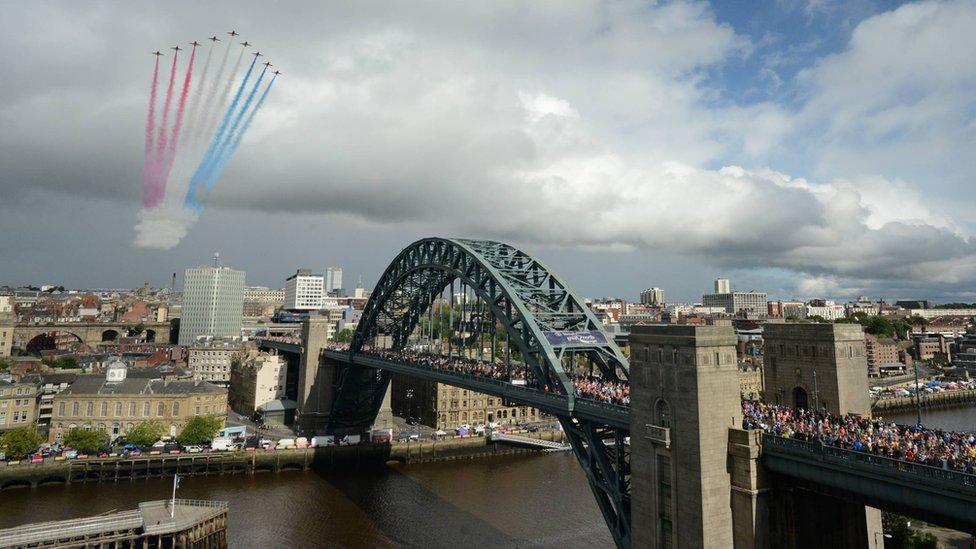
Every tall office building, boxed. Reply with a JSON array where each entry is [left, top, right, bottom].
[[714, 278, 731, 294], [284, 269, 324, 310], [640, 287, 665, 306], [325, 267, 343, 294], [179, 262, 245, 345]]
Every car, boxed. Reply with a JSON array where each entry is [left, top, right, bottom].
[[184, 445, 203, 454], [30, 454, 44, 464], [295, 437, 309, 448], [277, 438, 296, 448]]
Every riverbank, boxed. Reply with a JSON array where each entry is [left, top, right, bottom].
[[0, 430, 568, 490], [872, 389, 976, 415]]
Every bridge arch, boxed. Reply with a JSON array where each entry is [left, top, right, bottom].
[[101, 329, 119, 342], [25, 331, 83, 354], [328, 238, 632, 547]]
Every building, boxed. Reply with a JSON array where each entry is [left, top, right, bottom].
[[0, 316, 13, 357], [187, 340, 243, 388], [714, 278, 731, 294], [0, 294, 12, 314], [701, 291, 767, 315], [243, 286, 285, 304], [229, 352, 286, 416], [628, 325, 741, 548], [50, 360, 227, 442], [325, 267, 343, 294], [0, 378, 39, 433], [179, 263, 245, 345], [391, 375, 541, 430], [283, 269, 324, 311], [864, 333, 907, 377], [913, 334, 952, 362], [763, 323, 870, 416], [639, 288, 665, 306], [911, 316, 971, 339]]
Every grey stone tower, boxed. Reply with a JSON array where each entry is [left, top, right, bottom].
[[629, 325, 742, 548]]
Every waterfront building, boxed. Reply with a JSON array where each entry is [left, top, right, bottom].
[[50, 360, 227, 442], [283, 269, 324, 311], [865, 333, 908, 377], [762, 323, 870, 416], [391, 375, 540, 430], [187, 339, 244, 388], [229, 352, 286, 416], [0, 378, 39, 433], [178, 263, 245, 345]]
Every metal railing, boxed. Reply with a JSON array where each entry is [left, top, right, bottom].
[[139, 499, 229, 536], [761, 433, 976, 490], [0, 510, 143, 546]]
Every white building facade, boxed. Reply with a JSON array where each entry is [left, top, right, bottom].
[[283, 269, 324, 310], [325, 267, 343, 294], [179, 265, 245, 345], [640, 287, 665, 306]]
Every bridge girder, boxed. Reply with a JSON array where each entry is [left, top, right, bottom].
[[326, 237, 632, 547]]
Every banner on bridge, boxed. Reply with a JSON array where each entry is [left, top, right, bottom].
[[543, 330, 609, 347]]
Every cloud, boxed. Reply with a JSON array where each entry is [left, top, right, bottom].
[[2, 0, 976, 299]]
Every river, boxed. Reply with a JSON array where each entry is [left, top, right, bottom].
[[0, 451, 612, 548], [889, 405, 976, 432]]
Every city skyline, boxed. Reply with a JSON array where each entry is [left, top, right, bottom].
[[2, 1, 975, 303]]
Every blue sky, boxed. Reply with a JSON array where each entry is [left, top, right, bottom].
[[0, 1, 974, 303]]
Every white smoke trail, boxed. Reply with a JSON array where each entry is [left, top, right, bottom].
[[179, 41, 214, 154]]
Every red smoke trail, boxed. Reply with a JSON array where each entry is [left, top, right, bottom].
[[142, 57, 160, 208], [153, 46, 196, 207], [149, 51, 179, 207]]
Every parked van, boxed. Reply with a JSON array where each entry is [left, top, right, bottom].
[[295, 437, 310, 448], [277, 438, 296, 449], [210, 437, 234, 452], [310, 436, 334, 448]]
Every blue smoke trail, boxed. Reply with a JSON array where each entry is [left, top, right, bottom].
[[205, 66, 267, 190], [184, 57, 258, 209], [211, 75, 277, 177]]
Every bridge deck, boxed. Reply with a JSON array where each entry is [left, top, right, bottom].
[[761, 433, 976, 532], [322, 350, 630, 429]]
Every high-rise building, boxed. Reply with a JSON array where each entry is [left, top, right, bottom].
[[325, 267, 343, 294], [714, 278, 731, 294], [179, 261, 245, 345], [283, 269, 324, 311], [640, 287, 665, 306]]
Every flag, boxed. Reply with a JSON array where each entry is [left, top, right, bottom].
[[175, 474, 181, 489]]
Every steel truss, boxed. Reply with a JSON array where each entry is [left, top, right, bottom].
[[327, 238, 631, 547]]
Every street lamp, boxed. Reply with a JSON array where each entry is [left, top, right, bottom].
[[874, 531, 892, 548]]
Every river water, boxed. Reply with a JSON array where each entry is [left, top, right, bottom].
[[0, 451, 612, 548], [889, 405, 976, 432]]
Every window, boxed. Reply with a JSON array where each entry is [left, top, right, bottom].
[[172, 402, 180, 417], [655, 400, 672, 429], [157, 403, 165, 416], [144, 402, 150, 417], [101, 402, 108, 417], [59, 402, 66, 416], [657, 454, 674, 549], [86, 402, 94, 417], [115, 402, 122, 416], [73, 402, 80, 415], [129, 402, 136, 416]]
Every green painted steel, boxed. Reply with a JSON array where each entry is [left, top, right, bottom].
[[325, 237, 632, 548]]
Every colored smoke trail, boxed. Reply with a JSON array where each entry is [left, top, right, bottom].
[[141, 57, 160, 208], [181, 42, 213, 150], [207, 65, 267, 188], [184, 56, 258, 209], [212, 75, 277, 177], [150, 51, 179, 207], [195, 39, 234, 143], [198, 44, 243, 143], [152, 46, 196, 208]]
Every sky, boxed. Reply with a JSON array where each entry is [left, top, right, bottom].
[[1, 0, 975, 303]]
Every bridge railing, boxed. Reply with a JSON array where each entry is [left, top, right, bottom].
[[761, 433, 976, 491], [331, 350, 631, 427]]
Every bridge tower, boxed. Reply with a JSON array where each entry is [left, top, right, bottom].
[[296, 317, 335, 434], [629, 325, 741, 548]]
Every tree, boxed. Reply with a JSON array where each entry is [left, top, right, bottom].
[[125, 420, 165, 447], [0, 427, 43, 457], [335, 329, 353, 344], [0, 357, 9, 371], [884, 513, 940, 549], [177, 416, 223, 446], [64, 427, 108, 453]]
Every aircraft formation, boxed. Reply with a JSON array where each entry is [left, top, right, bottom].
[[140, 30, 281, 217]]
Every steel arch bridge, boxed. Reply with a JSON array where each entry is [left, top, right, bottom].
[[325, 237, 632, 547]]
